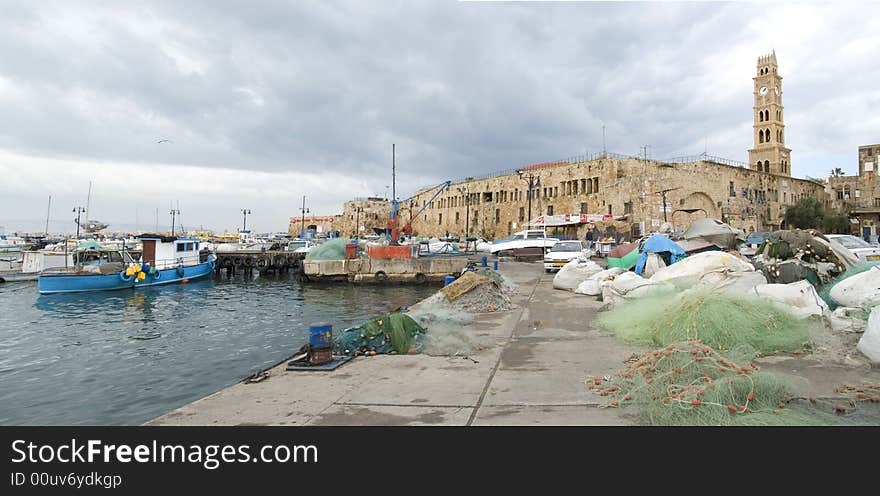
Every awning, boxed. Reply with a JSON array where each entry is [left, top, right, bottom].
[[527, 213, 614, 227]]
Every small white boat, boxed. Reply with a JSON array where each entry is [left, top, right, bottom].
[[285, 239, 315, 253], [489, 229, 559, 255]]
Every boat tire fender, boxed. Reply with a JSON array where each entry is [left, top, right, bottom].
[[176, 267, 185, 277], [233, 257, 243, 266], [153, 270, 161, 280], [119, 270, 134, 283], [414, 272, 427, 284], [375, 271, 388, 283], [244, 257, 254, 267]]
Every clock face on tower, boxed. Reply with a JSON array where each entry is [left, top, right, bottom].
[[759, 86, 768, 95]]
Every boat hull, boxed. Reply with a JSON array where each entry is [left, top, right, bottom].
[[38, 259, 215, 294]]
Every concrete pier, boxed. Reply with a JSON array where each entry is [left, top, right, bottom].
[[148, 261, 880, 426]]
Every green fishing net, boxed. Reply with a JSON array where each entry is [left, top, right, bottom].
[[333, 312, 425, 356], [597, 291, 815, 356]]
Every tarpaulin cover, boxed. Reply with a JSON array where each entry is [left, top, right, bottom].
[[608, 242, 639, 270], [634, 235, 685, 275], [683, 218, 743, 249]]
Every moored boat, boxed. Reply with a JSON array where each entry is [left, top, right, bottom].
[[38, 234, 215, 294]]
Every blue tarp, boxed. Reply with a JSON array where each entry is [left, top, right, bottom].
[[634, 235, 686, 275]]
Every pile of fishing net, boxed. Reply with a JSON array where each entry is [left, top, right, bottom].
[[305, 239, 351, 260], [752, 229, 854, 285], [436, 271, 512, 313], [333, 312, 425, 356], [588, 342, 838, 425], [407, 301, 493, 356], [597, 291, 815, 356]]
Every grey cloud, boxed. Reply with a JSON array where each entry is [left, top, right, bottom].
[[1, 0, 877, 219]]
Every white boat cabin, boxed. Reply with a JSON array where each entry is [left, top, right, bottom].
[[140, 235, 203, 270]]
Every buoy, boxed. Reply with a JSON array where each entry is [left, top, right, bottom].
[[181, 279, 190, 284]]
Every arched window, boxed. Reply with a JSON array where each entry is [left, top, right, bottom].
[[766, 128, 771, 142], [759, 111, 763, 122], [764, 160, 770, 173], [759, 130, 764, 143], [764, 110, 769, 121], [756, 161, 762, 171]]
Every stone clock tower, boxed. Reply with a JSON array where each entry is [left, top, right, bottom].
[[748, 51, 791, 176]]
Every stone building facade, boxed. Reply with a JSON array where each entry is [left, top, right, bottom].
[[828, 143, 880, 240], [287, 215, 339, 237], [397, 155, 825, 241], [337, 198, 392, 237]]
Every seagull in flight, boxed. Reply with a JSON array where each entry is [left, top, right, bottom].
[[157, 139, 173, 144]]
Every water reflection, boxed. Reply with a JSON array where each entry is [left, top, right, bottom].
[[2, 275, 437, 425]]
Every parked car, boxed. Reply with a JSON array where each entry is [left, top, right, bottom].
[[825, 234, 880, 263], [489, 229, 559, 255], [543, 240, 590, 272], [739, 231, 770, 257]]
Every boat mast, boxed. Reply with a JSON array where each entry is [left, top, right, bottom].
[[45, 195, 52, 235], [85, 181, 92, 223]]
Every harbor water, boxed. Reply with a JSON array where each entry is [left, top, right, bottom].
[[0, 275, 438, 425]]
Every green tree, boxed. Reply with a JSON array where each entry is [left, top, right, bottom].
[[784, 197, 850, 233], [784, 197, 825, 229]]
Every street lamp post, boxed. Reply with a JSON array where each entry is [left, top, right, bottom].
[[72, 206, 85, 240], [169, 208, 180, 236], [517, 171, 541, 227], [299, 196, 310, 238], [72, 206, 85, 268], [241, 209, 251, 232]]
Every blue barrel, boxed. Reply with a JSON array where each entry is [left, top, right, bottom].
[[481, 256, 488, 267], [493, 261, 499, 270], [309, 322, 333, 348], [444, 275, 456, 286]]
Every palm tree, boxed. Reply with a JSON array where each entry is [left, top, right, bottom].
[[830, 167, 844, 178]]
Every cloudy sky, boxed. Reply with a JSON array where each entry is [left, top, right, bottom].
[[1, 0, 878, 234]]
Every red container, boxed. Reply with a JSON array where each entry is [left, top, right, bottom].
[[344, 243, 358, 259], [309, 346, 333, 366], [367, 245, 412, 259]]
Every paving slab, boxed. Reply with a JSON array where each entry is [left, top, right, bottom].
[[472, 405, 631, 426]]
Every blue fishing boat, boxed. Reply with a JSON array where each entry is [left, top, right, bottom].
[[38, 235, 215, 294]]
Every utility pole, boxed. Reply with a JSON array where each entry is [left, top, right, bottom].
[[457, 186, 471, 240], [241, 209, 251, 232], [518, 171, 541, 227], [654, 187, 680, 224], [354, 207, 363, 238], [392, 144, 396, 202]]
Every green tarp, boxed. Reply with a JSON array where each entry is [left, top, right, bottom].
[[608, 246, 640, 270]]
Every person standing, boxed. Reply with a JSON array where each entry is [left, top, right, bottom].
[[585, 228, 594, 249]]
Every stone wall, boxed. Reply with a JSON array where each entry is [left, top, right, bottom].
[[337, 198, 392, 237], [288, 215, 338, 237], [396, 157, 826, 240]]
